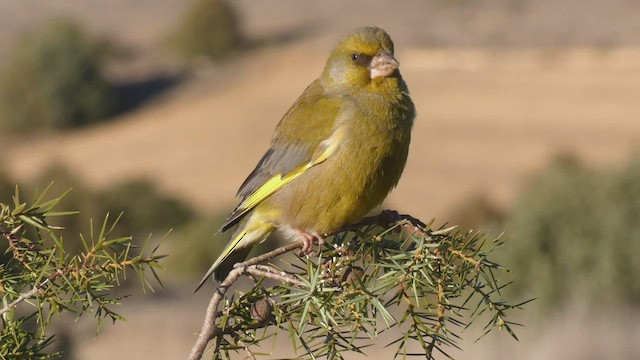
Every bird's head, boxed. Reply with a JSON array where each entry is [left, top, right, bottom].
[[322, 27, 402, 93]]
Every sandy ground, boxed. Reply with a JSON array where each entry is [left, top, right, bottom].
[[2, 1, 640, 359]]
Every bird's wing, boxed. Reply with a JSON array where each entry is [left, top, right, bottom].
[[219, 80, 343, 232]]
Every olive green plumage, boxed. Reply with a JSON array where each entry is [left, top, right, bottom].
[[196, 26, 415, 291]]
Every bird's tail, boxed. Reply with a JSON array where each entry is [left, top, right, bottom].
[[195, 221, 274, 292], [195, 230, 249, 292], [213, 246, 253, 283]]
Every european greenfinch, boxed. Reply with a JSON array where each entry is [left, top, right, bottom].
[[196, 26, 415, 290]]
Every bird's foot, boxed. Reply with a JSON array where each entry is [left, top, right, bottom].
[[377, 210, 429, 237], [376, 209, 402, 227], [296, 230, 325, 256]]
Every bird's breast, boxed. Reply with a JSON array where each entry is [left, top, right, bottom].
[[269, 98, 413, 234]]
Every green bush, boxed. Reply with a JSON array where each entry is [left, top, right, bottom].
[[98, 179, 195, 238], [0, 187, 164, 358], [191, 217, 522, 359], [500, 155, 640, 310], [167, 0, 243, 60], [0, 19, 116, 131], [2, 165, 194, 256], [445, 194, 504, 232]]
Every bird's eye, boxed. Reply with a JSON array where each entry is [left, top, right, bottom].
[[350, 52, 369, 66]]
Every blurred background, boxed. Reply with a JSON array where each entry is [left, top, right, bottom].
[[1, 0, 640, 358]]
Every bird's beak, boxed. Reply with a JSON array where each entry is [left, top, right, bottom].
[[369, 51, 399, 79]]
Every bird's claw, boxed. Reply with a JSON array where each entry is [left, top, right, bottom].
[[296, 230, 325, 257]]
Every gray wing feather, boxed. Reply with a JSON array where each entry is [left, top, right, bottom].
[[236, 143, 309, 198], [218, 79, 339, 233], [219, 142, 311, 233]]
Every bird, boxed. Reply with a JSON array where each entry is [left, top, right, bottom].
[[196, 26, 415, 291]]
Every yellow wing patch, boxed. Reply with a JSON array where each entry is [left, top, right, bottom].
[[235, 129, 343, 221]]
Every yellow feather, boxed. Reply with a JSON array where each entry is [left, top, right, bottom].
[[233, 128, 343, 222], [211, 229, 248, 271], [195, 229, 248, 291]]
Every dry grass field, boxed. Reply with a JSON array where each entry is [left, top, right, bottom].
[[2, 1, 640, 359]]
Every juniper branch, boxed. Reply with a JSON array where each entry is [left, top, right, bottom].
[[190, 242, 306, 360], [0, 270, 61, 316], [189, 210, 524, 360]]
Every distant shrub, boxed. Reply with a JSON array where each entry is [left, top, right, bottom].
[[16, 165, 194, 255], [98, 179, 195, 238], [167, 0, 243, 60], [500, 155, 640, 309], [446, 194, 504, 232], [0, 19, 116, 131], [30, 165, 102, 249]]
